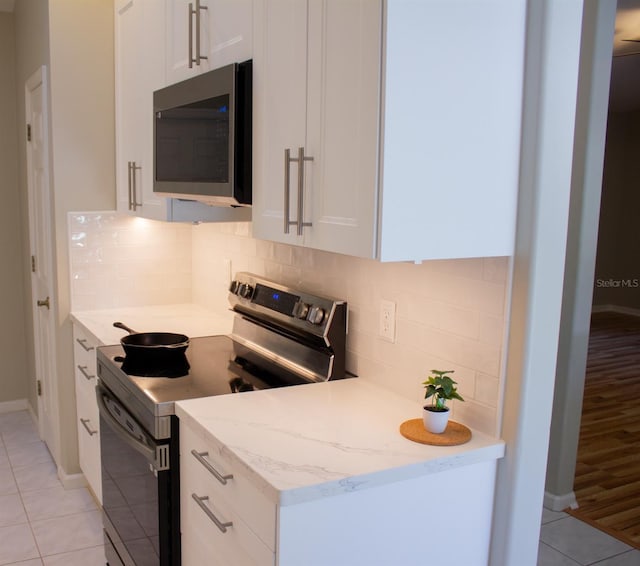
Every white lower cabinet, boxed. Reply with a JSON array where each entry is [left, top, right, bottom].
[[72, 324, 102, 503], [180, 419, 275, 566], [180, 415, 497, 566]]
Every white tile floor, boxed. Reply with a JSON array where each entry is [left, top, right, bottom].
[[538, 508, 640, 566], [2, 409, 640, 566], [0, 410, 105, 566]]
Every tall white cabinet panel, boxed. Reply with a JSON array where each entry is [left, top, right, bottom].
[[253, 0, 525, 262], [252, 0, 379, 256], [115, 0, 167, 221], [377, 0, 523, 261], [165, 0, 253, 84]]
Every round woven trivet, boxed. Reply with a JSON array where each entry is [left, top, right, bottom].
[[399, 418, 472, 446]]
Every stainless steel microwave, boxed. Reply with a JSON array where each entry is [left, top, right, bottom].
[[153, 60, 252, 207]]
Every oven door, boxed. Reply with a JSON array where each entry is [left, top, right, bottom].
[[97, 382, 179, 566]]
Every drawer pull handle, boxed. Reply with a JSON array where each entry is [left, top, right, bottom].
[[77, 365, 95, 381], [191, 493, 233, 533], [191, 450, 233, 485], [75, 338, 94, 352], [80, 418, 98, 436]]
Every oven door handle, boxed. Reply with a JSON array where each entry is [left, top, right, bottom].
[[96, 386, 169, 471]]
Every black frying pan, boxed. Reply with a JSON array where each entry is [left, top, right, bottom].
[[113, 322, 190, 366]]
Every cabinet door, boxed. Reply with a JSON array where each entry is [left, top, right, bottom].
[[304, 0, 381, 257], [253, 0, 381, 257], [165, 0, 253, 85], [115, 0, 168, 220], [252, 0, 307, 246], [115, 0, 142, 214]]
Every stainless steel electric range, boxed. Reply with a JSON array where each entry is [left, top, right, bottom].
[[96, 273, 348, 566]]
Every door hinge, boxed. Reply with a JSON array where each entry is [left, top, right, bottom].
[[37, 380, 42, 396], [27, 123, 32, 142], [31, 255, 36, 273]]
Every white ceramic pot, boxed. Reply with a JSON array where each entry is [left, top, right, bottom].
[[422, 406, 450, 434]]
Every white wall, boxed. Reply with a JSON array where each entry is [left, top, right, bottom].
[[0, 12, 29, 405]]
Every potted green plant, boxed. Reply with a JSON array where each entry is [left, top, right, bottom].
[[422, 369, 464, 433]]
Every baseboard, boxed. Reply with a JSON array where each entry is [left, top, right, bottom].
[[57, 467, 87, 490], [27, 404, 38, 426], [544, 490, 578, 512], [0, 399, 29, 414], [592, 304, 640, 317]]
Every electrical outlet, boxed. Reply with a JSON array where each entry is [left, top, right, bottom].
[[379, 299, 396, 342]]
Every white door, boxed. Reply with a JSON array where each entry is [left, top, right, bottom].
[[25, 66, 59, 462]]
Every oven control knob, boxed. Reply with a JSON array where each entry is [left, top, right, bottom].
[[238, 283, 254, 299], [307, 306, 326, 325], [229, 280, 239, 294], [293, 301, 310, 319]]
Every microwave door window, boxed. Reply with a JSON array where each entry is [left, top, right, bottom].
[[156, 94, 230, 183]]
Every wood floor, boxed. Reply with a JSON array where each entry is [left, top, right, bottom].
[[566, 311, 640, 549]]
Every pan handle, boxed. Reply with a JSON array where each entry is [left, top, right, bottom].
[[113, 321, 136, 334]]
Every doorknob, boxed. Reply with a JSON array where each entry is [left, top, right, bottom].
[[37, 296, 50, 309]]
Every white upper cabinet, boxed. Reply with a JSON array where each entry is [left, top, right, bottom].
[[165, 0, 253, 84], [115, 0, 169, 221], [252, 0, 525, 261], [115, 0, 252, 222]]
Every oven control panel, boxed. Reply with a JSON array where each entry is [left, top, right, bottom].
[[228, 272, 346, 337]]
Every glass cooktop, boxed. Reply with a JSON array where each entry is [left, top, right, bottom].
[[96, 335, 307, 419]]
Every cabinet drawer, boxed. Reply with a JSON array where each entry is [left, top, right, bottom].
[[73, 325, 98, 375], [76, 381, 102, 502], [180, 420, 276, 551], [182, 486, 274, 566]]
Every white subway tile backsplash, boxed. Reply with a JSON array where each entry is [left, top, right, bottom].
[[68, 212, 192, 310], [475, 373, 501, 408], [190, 223, 509, 434], [68, 216, 509, 435]]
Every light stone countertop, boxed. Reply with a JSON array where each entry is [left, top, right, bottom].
[[70, 303, 233, 345], [176, 378, 505, 507]]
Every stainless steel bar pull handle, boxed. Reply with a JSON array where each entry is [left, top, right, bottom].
[[191, 450, 233, 485], [188, 3, 193, 68], [191, 494, 233, 533], [77, 365, 95, 381], [284, 148, 292, 233], [127, 161, 133, 210], [131, 162, 142, 211], [75, 338, 94, 352], [296, 146, 313, 236], [80, 418, 97, 436], [189, 0, 208, 67], [283, 147, 313, 235]]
